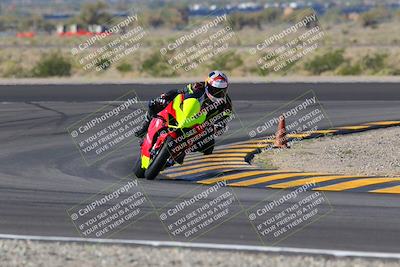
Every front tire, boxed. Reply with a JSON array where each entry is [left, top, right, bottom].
[[144, 137, 172, 180], [133, 156, 145, 178]]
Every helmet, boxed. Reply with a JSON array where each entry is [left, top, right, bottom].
[[205, 70, 228, 103]]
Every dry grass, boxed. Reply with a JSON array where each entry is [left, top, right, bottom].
[[1, 21, 399, 78]]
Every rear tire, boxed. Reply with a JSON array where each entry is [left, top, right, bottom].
[[144, 137, 172, 180], [133, 156, 145, 178]]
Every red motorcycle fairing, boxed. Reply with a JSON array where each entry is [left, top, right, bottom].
[[140, 97, 181, 159], [141, 117, 165, 158]]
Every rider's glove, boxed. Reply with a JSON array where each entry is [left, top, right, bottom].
[[150, 96, 167, 107], [156, 92, 175, 105], [156, 97, 167, 106], [148, 90, 180, 117]]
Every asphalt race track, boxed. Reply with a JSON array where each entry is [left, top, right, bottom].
[[1, 82, 400, 253]]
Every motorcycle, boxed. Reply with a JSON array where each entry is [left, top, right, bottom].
[[133, 93, 218, 180]]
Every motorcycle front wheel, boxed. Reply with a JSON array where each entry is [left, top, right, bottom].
[[144, 136, 173, 180], [133, 156, 145, 178]]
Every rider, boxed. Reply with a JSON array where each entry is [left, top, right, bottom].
[[134, 71, 232, 143]]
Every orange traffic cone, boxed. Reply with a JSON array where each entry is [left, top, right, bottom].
[[274, 115, 289, 148]]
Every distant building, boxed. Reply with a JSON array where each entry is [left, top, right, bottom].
[[56, 23, 108, 36], [348, 12, 360, 21], [283, 7, 294, 17]]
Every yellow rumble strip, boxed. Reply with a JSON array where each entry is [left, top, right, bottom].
[[371, 185, 400, 194], [235, 139, 274, 144], [267, 175, 364, 189], [229, 173, 327, 187], [212, 148, 256, 154], [162, 161, 249, 174], [366, 121, 400, 126], [286, 133, 311, 139], [198, 170, 299, 185], [313, 178, 400, 191], [185, 153, 248, 160], [336, 125, 370, 130], [162, 120, 400, 194], [166, 164, 255, 178], [221, 144, 267, 149], [184, 154, 248, 162], [309, 130, 338, 134]]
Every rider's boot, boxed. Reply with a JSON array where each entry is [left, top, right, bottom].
[[175, 152, 185, 164], [164, 158, 175, 168]]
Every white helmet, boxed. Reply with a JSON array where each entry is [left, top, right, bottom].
[[205, 70, 228, 103]]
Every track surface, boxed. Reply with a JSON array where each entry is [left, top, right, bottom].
[[1, 82, 400, 253]]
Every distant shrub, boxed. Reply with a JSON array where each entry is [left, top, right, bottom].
[[116, 62, 132, 73], [96, 58, 111, 71], [360, 7, 390, 28], [304, 49, 345, 75], [227, 7, 281, 31], [250, 66, 268, 76], [229, 13, 263, 30], [322, 8, 344, 24], [209, 52, 243, 71], [335, 63, 362, 75], [359, 53, 387, 73], [1, 61, 28, 78], [283, 9, 319, 29], [261, 8, 282, 22], [143, 7, 189, 29], [76, 1, 111, 26], [141, 52, 176, 77], [375, 68, 400, 75], [31, 53, 71, 77]]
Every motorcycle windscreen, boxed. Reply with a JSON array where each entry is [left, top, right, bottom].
[[173, 96, 206, 129]]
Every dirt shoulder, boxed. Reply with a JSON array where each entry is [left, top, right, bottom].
[[1, 239, 400, 267], [254, 127, 400, 177]]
